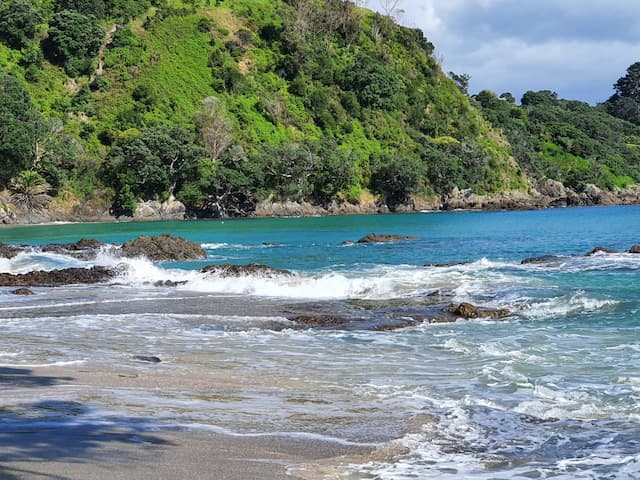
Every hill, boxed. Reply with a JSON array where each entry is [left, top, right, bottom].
[[0, 0, 638, 223]]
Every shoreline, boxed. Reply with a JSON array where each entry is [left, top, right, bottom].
[[2, 197, 640, 228], [0, 363, 377, 480]]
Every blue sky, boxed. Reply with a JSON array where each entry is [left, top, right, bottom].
[[371, 0, 640, 104]]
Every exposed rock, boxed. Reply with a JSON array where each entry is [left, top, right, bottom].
[[41, 238, 105, 259], [201, 263, 292, 277], [583, 184, 618, 206], [11, 288, 35, 295], [262, 242, 281, 247], [0, 243, 24, 259], [444, 302, 511, 319], [357, 233, 418, 244], [288, 315, 347, 327], [132, 355, 161, 363], [0, 266, 116, 287], [133, 197, 186, 221], [586, 246, 619, 256], [537, 179, 566, 199], [521, 255, 562, 265], [120, 234, 206, 261], [630, 245, 640, 254]]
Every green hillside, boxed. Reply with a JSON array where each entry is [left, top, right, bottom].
[[0, 0, 638, 219]]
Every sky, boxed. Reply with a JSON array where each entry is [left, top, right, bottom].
[[371, 0, 640, 104]]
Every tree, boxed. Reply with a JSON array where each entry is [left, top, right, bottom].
[[605, 62, 640, 124], [0, 0, 43, 49], [0, 71, 46, 187], [449, 71, 471, 96], [43, 10, 104, 76], [194, 96, 233, 160], [379, 0, 404, 21], [370, 153, 426, 208], [9, 171, 51, 214], [101, 127, 205, 215]]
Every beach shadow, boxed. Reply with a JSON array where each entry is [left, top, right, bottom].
[[0, 368, 173, 478]]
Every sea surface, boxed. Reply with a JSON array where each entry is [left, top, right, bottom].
[[1, 206, 640, 478]]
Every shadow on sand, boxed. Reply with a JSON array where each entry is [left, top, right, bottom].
[[0, 367, 172, 479]]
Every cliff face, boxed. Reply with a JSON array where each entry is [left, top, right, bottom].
[[0, 0, 638, 223]]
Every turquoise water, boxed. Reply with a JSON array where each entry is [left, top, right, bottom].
[[1, 206, 640, 478]]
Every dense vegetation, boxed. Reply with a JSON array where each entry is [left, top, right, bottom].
[[0, 0, 639, 218]]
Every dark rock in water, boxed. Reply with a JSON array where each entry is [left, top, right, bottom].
[[0, 242, 24, 259], [153, 280, 188, 287], [132, 355, 161, 363], [201, 263, 292, 278], [288, 315, 347, 327], [11, 288, 35, 295], [521, 255, 561, 265], [425, 261, 473, 268], [121, 234, 206, 261], [444, 302, 511, 319], [356, 233, 418, 244], [262, 242, 281, 247], [40, 238, 105, 260], [0, 266, 116, 287], [630, 245, 640, 254], [586, 246, 619, 256]]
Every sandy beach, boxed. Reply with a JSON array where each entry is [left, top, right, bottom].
[[0, 365, 374, 480]]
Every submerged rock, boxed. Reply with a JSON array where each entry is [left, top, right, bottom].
[[132, 355, 161, 363], [630, 245, 640, 254], [120, 234, 206, 261], [425, 261, 473, 268], [0, 266, 116, 287], [521, 255, 561, 265], [288, 315, 347, 327], [0, 243, 24, 259], [586, 246, 619, 256], [357, 233, 418, 244], [153, 280, 188, 287], [444, 302, 511, 320], [201, 263, 292, 278], [11, 288, 35, 295]]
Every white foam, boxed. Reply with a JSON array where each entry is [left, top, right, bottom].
[[518, 292, 618, 320], [0, 360, 86, 368]]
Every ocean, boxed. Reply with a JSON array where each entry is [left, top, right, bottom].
[[1, 206, 640, 478]]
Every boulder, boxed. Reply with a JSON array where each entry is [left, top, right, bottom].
[[357, 233, 418, 244], [444, 302, 511, 319], [0, 243, 23, 259], [0, 266, 116, 287], [586, 246, 619, 256], [630, 245, 640, 254], [41, 238, 105, 259], [120, 234, 206, 261], [11, 288, 35, 295], [201, 263, 292, 278], [132, 355, 162, 363]]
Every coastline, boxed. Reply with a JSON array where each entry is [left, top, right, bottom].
[[2, 180, 640, 227]]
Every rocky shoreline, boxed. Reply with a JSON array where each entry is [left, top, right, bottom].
[[1, 180, 640, 225]]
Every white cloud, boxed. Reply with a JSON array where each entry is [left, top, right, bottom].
[[377, 0, 640, 103]]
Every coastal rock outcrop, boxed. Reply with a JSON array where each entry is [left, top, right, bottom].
[[357, 233, 418, 244], [586, 246, 619, 256], [444, 302, 511, 320], [133, 197, 186, 221], [11, 288, 35, 295], [201, 263, 292, 277], [630, 245, 640, 254], [521, 255, 562, 265], [0, 243, 23, 259], [120, 234, 206, 261], [0, 266, 116, 287]]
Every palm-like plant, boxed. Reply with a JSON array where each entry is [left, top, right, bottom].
[[9, 170, 52, 213]]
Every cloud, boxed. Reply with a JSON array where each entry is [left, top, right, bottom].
[[376, 0, 640, 103]]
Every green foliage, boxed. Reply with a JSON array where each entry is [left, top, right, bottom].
[[0, 70, 46, 187], [43, 10, 104, 76], [0, 0, 43, 49], [100, 126, 205, 215]]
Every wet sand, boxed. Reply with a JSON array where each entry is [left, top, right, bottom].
[[0, 365, 374, 480]]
